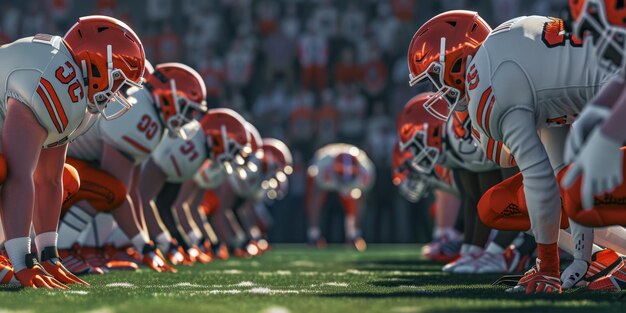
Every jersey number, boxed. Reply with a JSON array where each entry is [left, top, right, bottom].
[[541, 18, 582, 48], [137, 114, 159, 140], [180, 141, 199, 162], [55, 62, 84, 103]]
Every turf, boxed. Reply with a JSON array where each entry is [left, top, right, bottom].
[[0, 245, 624, 313]]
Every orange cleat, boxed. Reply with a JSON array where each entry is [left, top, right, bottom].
[[188, 246, 212, 264], [588, 258, 626, 291], [59, 246, 105, 275], [0, 255, 18, 285], [350, 237, 367, 252], [14, 253, 68, 289], [214, 243, 230, 261], [506, 265, 561, 294], [141, 242, 177, 273], [80, 246, 138, 271], [40, 247, 89, 286]]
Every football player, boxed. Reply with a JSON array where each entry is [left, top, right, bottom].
[[392, 133, 462, 263], [397, 92, 512, 274], [57, 62, 207, 273], [0, 15, 145, 288], [407, 10, 609, 293], [305, 143, 375, 251], [138, 108, 250, 260]]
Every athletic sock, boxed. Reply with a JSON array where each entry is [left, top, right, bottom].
[[536, 242, 559, 273], [58, 206, 93, 249], [155, 232, 172, 252], [34, 232, 58, 260], [131, 233, 149, 252], [4, 237, 31, 272]]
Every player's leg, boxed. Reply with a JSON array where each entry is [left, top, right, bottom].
[[305, 175, 327, 247], [338, 193, 366, 252], [1, 98, 66, 289]]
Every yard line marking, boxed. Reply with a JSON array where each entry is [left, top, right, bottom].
[[106, 282, 136, 288]]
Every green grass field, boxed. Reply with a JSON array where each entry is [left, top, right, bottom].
[[0, 245, 624, 313]]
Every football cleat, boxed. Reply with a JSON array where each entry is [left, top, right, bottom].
[[256, 239, 270, 253], [587, 257, 626, 291], [350, 237, 367, 252], [442, 253, 476, 273], [422, 235, 462, 263], [165, 241, 187, 266], [187, 245, 212, 264], [39, 247, 89, 286], [141, 242, 177, 273], [506, 263, 561, 294], [14, 253, 68, 289], [308, 236, 328, 249], [0, 255, 19, 285], [504, 246, 532, 273], [212, 242, 230, 260], [453, 251, 507, 274], [585, 249, 623, 283], [59, 244, 106, 275], [80, 246, 138, 271]]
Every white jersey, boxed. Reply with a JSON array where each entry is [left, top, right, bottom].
[[0, 34, 89, 148], [151, 120, 207, 183], [68, 87, 164, 164], [309, 143, 375, 193], [193, 159, 226, 189], [466, 16, 609, 243], [468, 16, 606, 167]]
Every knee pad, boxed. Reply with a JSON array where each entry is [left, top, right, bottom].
[[479, 172, 569, 231], [559, 161, 626, 227], [63, 157, 127, 212], [62, 163, 80, 206]]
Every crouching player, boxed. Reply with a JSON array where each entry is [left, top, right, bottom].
[[305, 143, 375, 251], [0, 15, 146, 288]]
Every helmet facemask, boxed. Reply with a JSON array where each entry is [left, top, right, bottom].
[[161, 79, 207, 140], [88, 45, 143, 120], [399, 125, 441, 174], [574, 0, 626, 75], [409, 38, 463, 121]]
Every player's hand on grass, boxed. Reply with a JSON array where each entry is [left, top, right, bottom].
[[141, 243, 177, 273]]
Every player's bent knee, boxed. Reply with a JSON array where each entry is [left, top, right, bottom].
[[559, 165, 626, 227], [62, 163, 81, 205]]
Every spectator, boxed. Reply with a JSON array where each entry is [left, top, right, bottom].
[[1, 2, 20, 40], [336, 84, 367, 145], [365, 102, 396, 166], [298, 20, 329, 93], [287, 86, 316, 156], [371, 2, 400, 57], [252, 77, 289, 140], [198, 48, 225, 108], [155, 24, 181, 63], [316, 89, 340, 147], [225, 38, 255, 94], [281, 3, 301, 40], [256, 0, 280, 36], [146, 0, 172, 30], [311, 0, 339, 39], [491, 0, 521, 25], [334, 47, 362, 88], [361, 44, 389, 102], [21, 2, 48, 38], [340, 1, 366, 44], [391, 0, 417, 23], [390, 56, 416, 118], [262, 28, 296, 87]]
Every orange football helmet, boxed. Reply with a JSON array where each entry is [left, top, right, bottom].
[[570, 0, 626, 73], [146, 63, 208, 139], [200, 108, 251, 171], [407, 10, 491, 121], [260, 138, 293, 200], [64, 15, 145, 120], [397, 92, 446, 173]]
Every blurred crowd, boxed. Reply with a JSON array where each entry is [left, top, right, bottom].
[[0, 0, 568, 243]]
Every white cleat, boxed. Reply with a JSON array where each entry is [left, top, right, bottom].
[[442, 253, 475, 273], [453, 252, 508, 274]]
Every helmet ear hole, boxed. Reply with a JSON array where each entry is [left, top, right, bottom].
[[451, 58, 463, 73]]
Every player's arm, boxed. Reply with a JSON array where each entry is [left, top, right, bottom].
[[172, 180, 202, 236]]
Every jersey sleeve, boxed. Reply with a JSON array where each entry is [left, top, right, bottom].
[[499, 109, 562, 244]]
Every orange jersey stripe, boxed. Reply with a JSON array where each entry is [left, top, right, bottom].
[[122, 136, 150, 154], [486, 139, 495, 162], [36, 85, 63, 133], [40, 78, 68, 129], [476, 87, 492, 132], [484, 95, 495, 136], [170, 155, 182, 177]]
